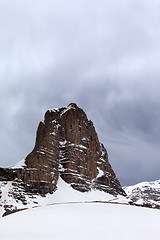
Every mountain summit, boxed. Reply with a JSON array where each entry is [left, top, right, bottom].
[[0, 103, 125, 215]]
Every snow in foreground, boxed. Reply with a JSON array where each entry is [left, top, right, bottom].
[[0, 202, 159, 240], [47, 176, 127, 204], [0, 177, 127, 217]]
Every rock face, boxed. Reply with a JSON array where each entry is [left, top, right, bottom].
[[124, 179, 160, 209], [0, 103, 125, 214]]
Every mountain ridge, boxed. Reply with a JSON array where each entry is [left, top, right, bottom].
[[124, 179, 160, 209], [1, 103, 159, 216], [0, 103, 125, 216]]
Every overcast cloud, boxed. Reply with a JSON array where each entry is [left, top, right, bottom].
[[0, 0, 160, 185]]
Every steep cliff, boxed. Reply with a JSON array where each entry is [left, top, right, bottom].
[[0, 103, 125, 215]]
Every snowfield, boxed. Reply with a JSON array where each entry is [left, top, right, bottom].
[[0, 177, 160, 239], [0, 202, 160, 240], [0, 177, 128, 217], [47, 177, 128, 204]]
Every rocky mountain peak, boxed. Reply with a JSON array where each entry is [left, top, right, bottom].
[[124, 179, 160, 209], [0, 103, 126, 215]]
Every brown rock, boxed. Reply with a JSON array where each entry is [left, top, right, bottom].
[[0, 103, 126, 208]]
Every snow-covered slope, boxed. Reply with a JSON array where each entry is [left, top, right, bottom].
[[0, 176, 127, 217], [1, 174, 160, 217], [123, 179, 160, 208], [47, 176, 127, 204], [0, 202, 160, 240]]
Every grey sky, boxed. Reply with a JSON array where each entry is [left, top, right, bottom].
[[0, 0, 160, 186]]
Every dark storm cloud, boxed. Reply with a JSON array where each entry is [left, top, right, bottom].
[[0, 0, 160, 185]]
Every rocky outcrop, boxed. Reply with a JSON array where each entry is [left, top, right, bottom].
[[124, 179, 160, 209], [0, 103, 126, 214]]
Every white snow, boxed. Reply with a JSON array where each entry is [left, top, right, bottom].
[[0, 177, 127, 217], [49, 108, 58, 112], [68, 143, 87, 149], [48, 177, 116, 204], [0, 180, 36, 217], [124, 179, 160, 194], [0, 177, 118, 217], [60, 105, 75, 117], [0, 202, 160, 240], [123, 179, 160, 208], [59, 140, 67, 146], [0, 177, 159, 239], [97, 167, 104, 178], [48, 177, 128, 205]]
